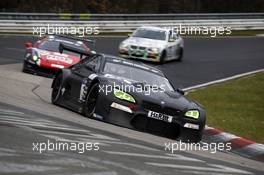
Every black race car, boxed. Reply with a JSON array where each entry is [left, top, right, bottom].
[[51, 43, 206, 142]]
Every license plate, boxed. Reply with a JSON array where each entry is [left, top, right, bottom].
[[147, 111, 173, 123]]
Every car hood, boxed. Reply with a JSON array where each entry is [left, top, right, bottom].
[[139, 90, 193, 111], [102, 74, 196, 111], [123, 37, 167, 48], [36, 48, 80, 67]]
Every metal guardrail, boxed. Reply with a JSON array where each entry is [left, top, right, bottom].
[[0, 13, 263, 35], [1, 12, 264, 20]]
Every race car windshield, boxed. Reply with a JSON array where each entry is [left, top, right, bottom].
[[103, 62, 174, 92], [132, 29, 166, 41], [39, 41, 81, 56], [39, 41, 61, 52]]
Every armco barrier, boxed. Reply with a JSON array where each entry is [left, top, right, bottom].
[[0, 13, 263, 34]]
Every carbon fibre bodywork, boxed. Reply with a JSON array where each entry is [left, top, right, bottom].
[[51, 44, 205, 142]]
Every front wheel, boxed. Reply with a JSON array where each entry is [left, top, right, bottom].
[[177, 47, 183, 62], [51, 73, 62, 104], [22, 61, 27, 73], [160, 51, 166, 64], [179, 127, 203, 143], [22, 60, 32, 73], [84, 83, 99, 118]]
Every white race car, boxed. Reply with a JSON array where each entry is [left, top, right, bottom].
[[119, 26, 184, 63]]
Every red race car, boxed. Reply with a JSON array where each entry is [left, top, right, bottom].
[[23, 35, 93, 77]]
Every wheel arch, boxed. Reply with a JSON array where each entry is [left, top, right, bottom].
[[51, 69, 71, 88], [87, 78, 100, 93], [160, 49, 167, 63]]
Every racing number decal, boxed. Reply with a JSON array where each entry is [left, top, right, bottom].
[[148, 111, 173, 123], [79, 78, 88, 102], [47, 55, 73, 64]]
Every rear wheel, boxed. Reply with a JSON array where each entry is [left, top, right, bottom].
[[51, 73, 62, 104], [84, 83, 99, 118]]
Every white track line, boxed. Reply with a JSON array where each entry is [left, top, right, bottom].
[[183, 69, 264, 92], [0, 109, 24, 115]]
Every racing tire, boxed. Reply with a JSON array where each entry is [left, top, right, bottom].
[[22, 61, 31, 73], [179, 127, 203, 143], [22, 61, 27, 73], [160, 51, 166, 64], [84, 83, 99, 118], [51, 73, 63, 104], [177, 47, 183, 62]]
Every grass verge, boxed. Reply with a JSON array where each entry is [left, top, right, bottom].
[[187, 72, 264, 143]]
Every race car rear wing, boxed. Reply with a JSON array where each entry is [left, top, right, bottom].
[[59, 42, 91, 58], [54, 34, 95, 45]]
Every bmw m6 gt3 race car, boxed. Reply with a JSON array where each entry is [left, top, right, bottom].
[[119, 26, 184, 63], [22, 35, 92, 77], [51, 43, 205, 142]]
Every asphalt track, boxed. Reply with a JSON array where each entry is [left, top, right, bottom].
[[0, 35, 264, 175], [0, 35, 263, 87]]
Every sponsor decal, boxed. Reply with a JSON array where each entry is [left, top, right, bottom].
[[46, 55, 73, 64]]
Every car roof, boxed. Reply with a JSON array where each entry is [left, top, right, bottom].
[[137, 26, 170, 32], [102, 54, 164, 76], [44, 35, 85, 46]]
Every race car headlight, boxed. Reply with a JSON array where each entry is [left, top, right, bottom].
[[32, 49, 40, 61], [185, 110, 199, 119], [114, 89, 136, 103], [148, 47, 159, 53], [32, 55, 38, 61], [119, 43, 129, 50]]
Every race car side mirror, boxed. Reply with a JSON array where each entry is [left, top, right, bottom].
[[168, 38, 175, 42], [176, 88, 185, 95], [85, 64, 95, 71], [24, 42, 32, 48]]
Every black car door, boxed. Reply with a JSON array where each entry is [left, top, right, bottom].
[[68, 55, 102, 106]]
